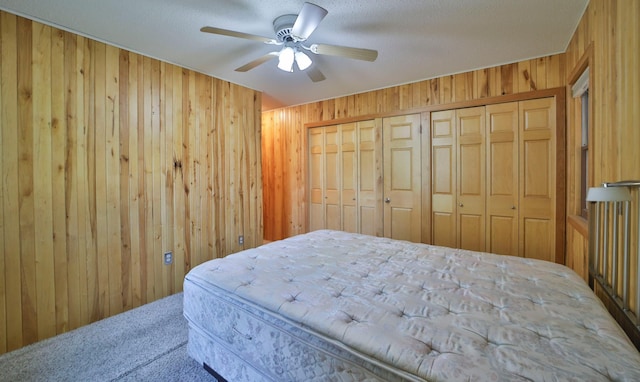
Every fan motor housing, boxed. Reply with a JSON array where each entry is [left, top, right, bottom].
[[273, 14, 297, 42]]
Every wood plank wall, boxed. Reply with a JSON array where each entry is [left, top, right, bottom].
[[0, 11, 263, 354], [564, 1, 640, 286], [262, 54, 566, 241]]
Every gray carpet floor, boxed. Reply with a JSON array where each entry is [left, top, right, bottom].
[[0, 293, 216, 382]]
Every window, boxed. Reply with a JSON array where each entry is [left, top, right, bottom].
[[579, 90, 589, 217], [572, 68, 589, 218]]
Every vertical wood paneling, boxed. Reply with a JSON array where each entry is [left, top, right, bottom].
[[1, 11, 22, 352], [0, 10, 262, 354], [261, 113, 274, 240], [517, 60, 532, 92], [75, 35, 90, 327], [172, 65, 185, 290], [150, 58, 162, 302], [127, 52, 141, 310], [0, 12, 6, 356], [106, 45, 122, 316], [51, 27, 68, 334], [94, 41, 109, 320], [162, 62, 174, 295], [0, 15, 4, 355], [262, 52, 566, 241], [17, 16, 36, 346], [118, 50, 132, 312], [142, 56, 153, 303], [33, 22, 56, 341], [210, 79, 221, 257], [564, 0, 640, 305]]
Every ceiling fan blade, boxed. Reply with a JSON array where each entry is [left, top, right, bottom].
[[291, 2, 328, 41], [311, 43, 378, 62], [306, 66, 326, 82], [235, 52, 279, 72], [201, 26, 277, 44]]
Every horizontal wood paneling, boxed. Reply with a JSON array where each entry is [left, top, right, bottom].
[[564, 0, 640, 308], [262, 54, 566, 242], [0, 11, 262, 354]]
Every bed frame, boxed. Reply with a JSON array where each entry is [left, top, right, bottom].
[[588, 180, 640, 350]]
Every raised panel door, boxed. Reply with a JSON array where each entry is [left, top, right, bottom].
[[324, 126, 341, 230], [341, 123, 358, 233], [431, 110, 456, 248], [308, 127, 325, 231], [486, 102, 519, 256], [358, 119, 383, 237], [519, 98, 556, 262], [457, 107, 485, 251], [308, 120, 382, 237], [384, 114, 422, 242]]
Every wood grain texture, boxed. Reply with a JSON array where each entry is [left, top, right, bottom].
[[0, 11, 262, 354], [564, 0, 640, 310], [1, 11, 22, 352], [262, 54, 567, 242]]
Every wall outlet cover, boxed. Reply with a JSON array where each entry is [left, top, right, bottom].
[[164, 251, 173, 265]]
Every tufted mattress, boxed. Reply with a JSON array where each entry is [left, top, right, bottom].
[[183, 230, 640, 381]]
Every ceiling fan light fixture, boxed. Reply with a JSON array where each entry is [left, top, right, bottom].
[[277, 46, 295, 72], [295, 50, 312, 70], [201, 2, 377, 81]]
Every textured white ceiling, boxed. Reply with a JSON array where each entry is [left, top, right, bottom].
[[0, 0, 588, 110]]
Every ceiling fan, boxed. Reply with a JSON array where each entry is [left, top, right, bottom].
[[200, 2, 378, 82]]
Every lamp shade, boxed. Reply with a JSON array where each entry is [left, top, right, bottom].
[[586, 186, 632, 202], [295, 51, 312, 70], [277, 47, 295, 72]]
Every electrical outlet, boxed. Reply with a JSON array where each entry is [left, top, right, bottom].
[[164, 251, 173, 265], [238, 235, 244, 245]]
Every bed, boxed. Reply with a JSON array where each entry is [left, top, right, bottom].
[[183, 229, 640, 381]]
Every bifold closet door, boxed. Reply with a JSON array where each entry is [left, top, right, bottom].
[[340, 123, 358, 233], [308, 127, 325, 231], [357, 120, 383, 237], [383, 114, 422, 242], [324, 126, 341, 230], [431, 110, 456, 248], [456, 107, 486, 251], [519, 97, 556, 262], [308, 126, 341, 231], [432, 107, 486, 251], [486, 102, 519, 256], [309, 121, 382, 235]]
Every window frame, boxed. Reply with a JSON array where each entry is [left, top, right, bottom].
[[579, 89, 589, 218], [568, 45, 593, 222]]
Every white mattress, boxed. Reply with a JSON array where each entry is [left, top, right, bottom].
[[183, 230, 640, 381]]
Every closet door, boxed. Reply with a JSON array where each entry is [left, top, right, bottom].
[[431, 110, 456, 248], [308, 126, 341, 231], [519, 98, 556, 262], [324, 126, 341, 230], [486, 102, 519, 256], [308, 121, 382, 236], [341, 123, 358, 233], [456, 107, 486, 251], [358, 119, 383, 237], [383, 114, 422, 242], [308, 127, 325, 231]]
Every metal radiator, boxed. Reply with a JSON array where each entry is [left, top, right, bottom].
[[588, 180, 640, 333]]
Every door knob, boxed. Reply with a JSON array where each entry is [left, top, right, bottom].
[[385, 198, 391, 203], [459, 202, 464, 207], [511, 205, 516, 210]]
